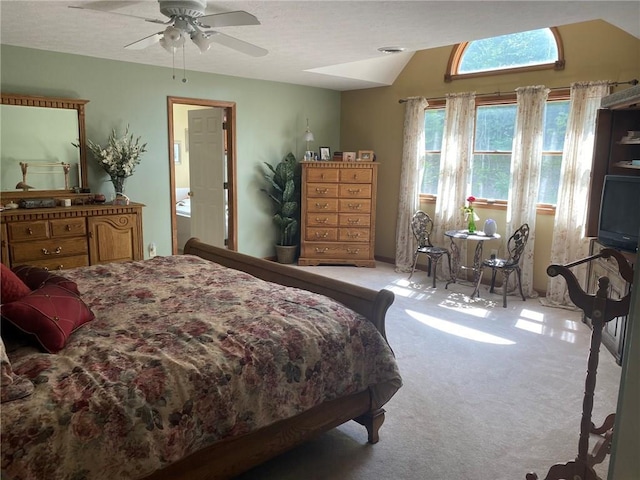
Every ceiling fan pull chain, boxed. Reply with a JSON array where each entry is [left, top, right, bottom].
[[182, 43, 188, 83], [172, 48, 176, 80]]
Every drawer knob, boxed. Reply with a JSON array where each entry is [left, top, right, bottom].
[[348, 203, 362, 210], [315, 232, 329, 239], [315, 188, 328, 194], [315, 203, 329, 209], [347, 232, 360, 238], [27, 227, 33, 235], [42, 246, 63, 255], [66, 224, 72, 231], [314, 247, 329, 254], [315, 217, 328, 224], [348, 218, 360, 224], [347, 248, 360, 255], [348, 188, 361, 194]]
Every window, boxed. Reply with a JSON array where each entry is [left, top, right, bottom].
[[445, 27, 564, 82], [421, 97, 570, 205]]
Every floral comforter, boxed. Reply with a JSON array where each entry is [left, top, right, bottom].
[[1, 255, 402, 480]]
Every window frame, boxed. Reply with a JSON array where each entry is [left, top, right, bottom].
[[444, 27, 565, 83], [419, 89, 570, 215]]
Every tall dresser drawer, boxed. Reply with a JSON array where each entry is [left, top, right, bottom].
[[339, 184, 372, 198], [307, 184, 340, 197], [10, 237, 89, 263], [306, 227, 338, 241], [301, 243, 371, 260], [50, 218, 87, 237], [340, 168, 373, 183], [339, 214, 370, 227], [7, 220, 50, 241], [306, 213, 338, 227], [339, 199, 371, 213], [306, 168, 340, 183], [306, 198, 339, 212]]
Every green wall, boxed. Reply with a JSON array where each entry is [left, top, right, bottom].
[[0, 45, 341, 258]]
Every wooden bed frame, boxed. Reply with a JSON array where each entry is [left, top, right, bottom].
[[143, 238, 396, 480]]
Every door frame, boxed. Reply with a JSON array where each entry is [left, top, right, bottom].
[[167, 96, 237, 254]]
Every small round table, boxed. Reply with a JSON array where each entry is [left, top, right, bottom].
[[444, 229, 501, 297]]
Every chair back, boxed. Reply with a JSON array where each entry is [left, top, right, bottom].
[[507, 223, 530, 265], [411, 211, 435, 248]]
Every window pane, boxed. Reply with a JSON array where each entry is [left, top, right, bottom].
[[425, 109, 445, 151], [539, 155, 563, 205], [470, 154, 511, 200], [475, 105, 516, 152], [421, 153, 440, 194], [543, 100, 569, 151], [459, 28, 558, 74]]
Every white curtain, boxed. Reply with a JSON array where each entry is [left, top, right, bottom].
[[506, 86, 549, 298], [543, 81, 610, 307], [433, 92, 476, 278], [395, 96, 429, 272]]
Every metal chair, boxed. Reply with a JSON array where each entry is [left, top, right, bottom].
[[408, 211, 450, 288], [475, 223, 530, 307]]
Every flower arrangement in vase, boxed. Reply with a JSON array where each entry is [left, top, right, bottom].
[[462, 195, 480, 233], [85, 125, 147, 197]]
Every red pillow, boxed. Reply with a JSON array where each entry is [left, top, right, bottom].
[[11, 265, 80, 295], [1, 263, 32, 304], [0, 284, 94, 353]]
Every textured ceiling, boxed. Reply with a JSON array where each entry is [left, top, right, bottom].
[[1, 0, 639, 91]]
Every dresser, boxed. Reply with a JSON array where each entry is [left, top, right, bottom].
[[1, 203, 144, 270], [298, 161, 378, 267]]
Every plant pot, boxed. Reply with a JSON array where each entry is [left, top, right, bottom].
[[275, 245, 298, 264]]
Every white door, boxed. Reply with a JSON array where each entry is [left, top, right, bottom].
[[188, 108, 226, 247]]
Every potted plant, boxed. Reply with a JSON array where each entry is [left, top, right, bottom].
[[262, 152, 301, 263]]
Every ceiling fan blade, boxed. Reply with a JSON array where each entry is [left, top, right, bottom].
[[206, 32, 268, 57], [124, 32, 163, 50], [68, 4, 167, 24], [197, 10, 260, 29]]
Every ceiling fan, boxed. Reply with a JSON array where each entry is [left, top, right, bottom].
[[69, 0, 268, 57]]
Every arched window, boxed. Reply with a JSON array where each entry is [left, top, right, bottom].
[[445, 27, 564, 82]]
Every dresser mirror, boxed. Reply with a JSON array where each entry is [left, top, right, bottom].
[[0, 93, 89, 201]]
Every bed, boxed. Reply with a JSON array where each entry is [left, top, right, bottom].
[[1, 238, 402, 480]]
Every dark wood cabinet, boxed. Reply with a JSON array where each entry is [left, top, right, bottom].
[[585, 86, 640, 238], [585, 239, 635, 365]]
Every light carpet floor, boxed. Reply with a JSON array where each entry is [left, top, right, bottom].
[[234, 261, 621, 480]]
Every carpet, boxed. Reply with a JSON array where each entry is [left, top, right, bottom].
[[234, 262, 621, 480]]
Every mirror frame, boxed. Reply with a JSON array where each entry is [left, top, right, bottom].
[[1, 93, 89, 201]]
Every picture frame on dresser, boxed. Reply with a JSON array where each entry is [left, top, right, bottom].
[[343, 151, 356, 162], [357, 150, 374, 161], [319, 146, 331, 161]]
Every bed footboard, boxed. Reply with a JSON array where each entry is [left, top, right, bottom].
[[183, 238, 394, 340]]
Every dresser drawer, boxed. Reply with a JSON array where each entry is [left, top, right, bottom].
[[339, 184, 372, 198], [306, 168, 339, 183], [305, 227, 338, 241], [10, 237, 89, 263], [339, 228, 371, 242], [306, 213, 338, 227], [307, 183, 340, 197], [301, 242, 371, 260], [339, 214, 370, 227], [19, 255, 90, 271], [50, 218, 87, 237], [306, 198, 339, 212], [340, 168, 373, 184], [7, 220, 50, 241], [339, 199, 371, 213]]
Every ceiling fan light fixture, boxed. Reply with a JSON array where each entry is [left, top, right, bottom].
[[163, 25, 183, 46], [159, 37, 176, 53], [192, 32, 211, 53]]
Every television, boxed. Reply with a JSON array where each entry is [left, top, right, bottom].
[[597, 175, 640, 252]]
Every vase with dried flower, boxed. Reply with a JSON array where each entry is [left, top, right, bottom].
[[85, 125, 147, 199]]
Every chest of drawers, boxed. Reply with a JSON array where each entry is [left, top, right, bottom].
[[1, 203, 144, 270], [298, 161, 378, 267]]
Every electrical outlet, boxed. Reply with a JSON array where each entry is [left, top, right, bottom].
[[149, 242, 157, 258]]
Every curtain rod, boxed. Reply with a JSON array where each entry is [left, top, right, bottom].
[[398, 78, 639, 103]]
